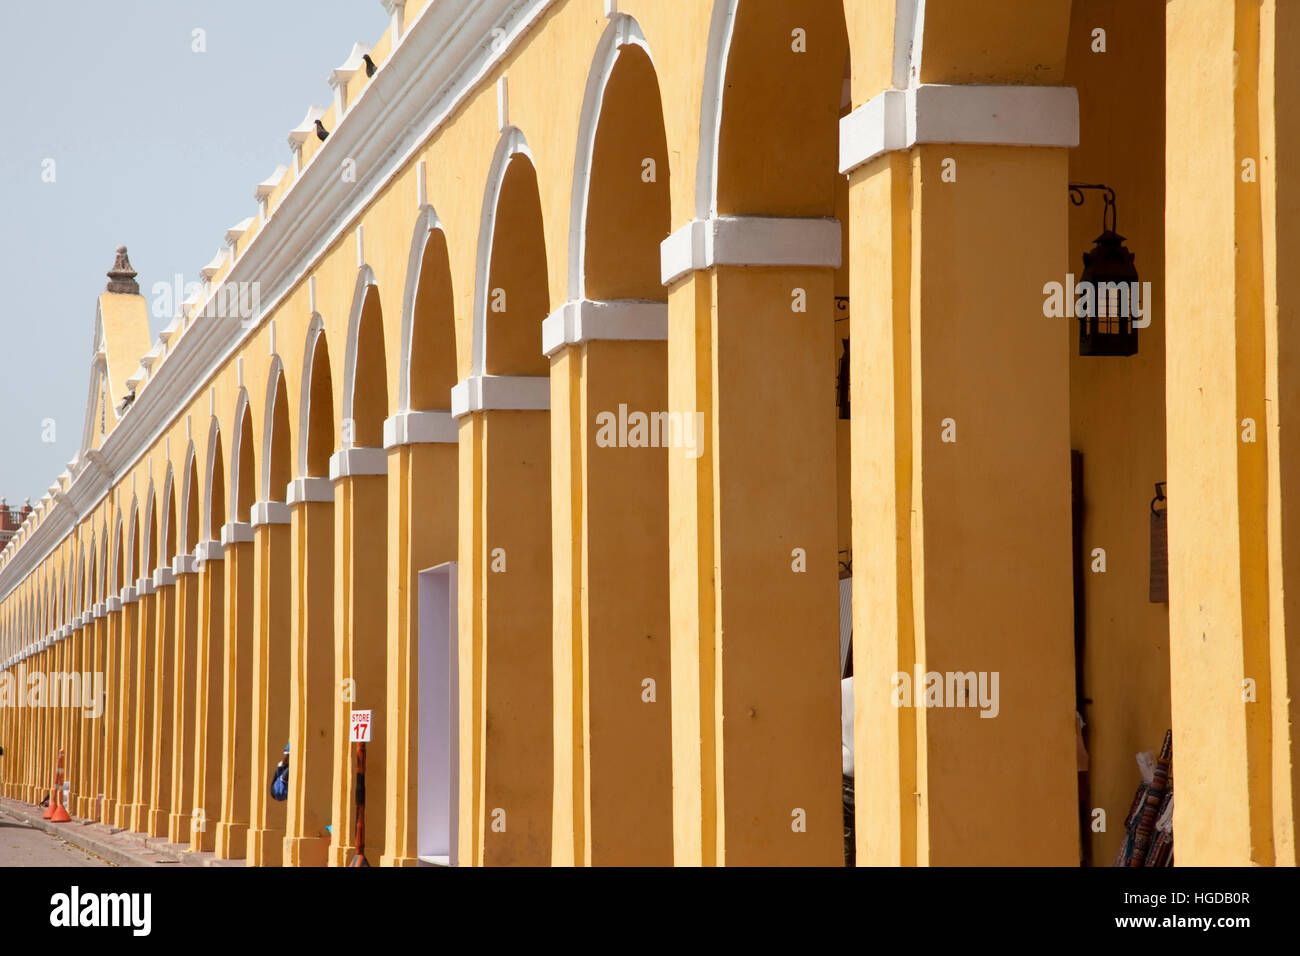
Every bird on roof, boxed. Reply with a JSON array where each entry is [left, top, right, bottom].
[[315, 119, 329, 141], [363, 54, 377, 78]]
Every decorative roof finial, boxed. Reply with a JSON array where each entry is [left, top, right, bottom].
[[106, 245, 139, 294]]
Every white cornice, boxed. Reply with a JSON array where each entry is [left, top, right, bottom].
[[0, 0, 556, 605], [838, 83, 1080, 174], [660, 216, 842, 286]]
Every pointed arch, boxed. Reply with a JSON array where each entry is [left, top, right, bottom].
[[341, 272, 389, 448], [180, 443, 201, 554], [399, 206, 458, 412], [262, 358, 292, 501], [568, 14, 666, 300], [299, 319, 336, 477], [142, 481, 157, 579], [128, 498, 141, 584], [472, 127, 548, 377], [161, 466, 178, 565], [231, 389, 256, 523], [205, 420, 226, 542]]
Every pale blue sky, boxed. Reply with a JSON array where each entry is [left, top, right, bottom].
[[0, 1, 389, 507]]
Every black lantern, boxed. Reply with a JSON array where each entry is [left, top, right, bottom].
[[834, 296, 850, 419], [1070, 184, 1140, 356]]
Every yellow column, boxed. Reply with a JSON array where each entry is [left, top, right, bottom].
[[664, 231, 843, 866], [148, 566, 176, 836], [546, 310, 673, 866], [81, 605, 106, 819], [68, 620, 87, 817], [112, 587, 139, 829], [1165, 0, 1300, 865], [99, 596, 122, 824], [380, 419, 458, 867], [247, 502, 291, 866], [190, 541, 224, 851], [128, 577, 156, 831], [328, 450, 388, 867], [167, 556, 200, 844], [845, 139, 1078, 864], [284, 478, 334, 866], [215, 522, 255, 858], [456, 392, 553, 867]]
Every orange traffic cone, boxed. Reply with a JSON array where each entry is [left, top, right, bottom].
[[49, 750, 71, 823]]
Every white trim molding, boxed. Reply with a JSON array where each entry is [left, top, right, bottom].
[[172, 554, 199, 576], [92, 602, 107, 619], [660, 216, 842, 287], [193, 540, 224, 564], [120, 586, 138, 605], [383, 411, 458, 448], [135, 576, 156, 597], [105, 597, 122, 613], [153, 566, 176, 588], [542, 299, 667, 358], [220, 522, 255, 546], [329, 447, 388, 480], [450, 375, 550, 419], [250, 501, 292, 526], [839, 84, 1080, 175], [286, 477, 335, 505]]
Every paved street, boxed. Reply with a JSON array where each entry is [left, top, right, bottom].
[[0, 818, 110, 867]]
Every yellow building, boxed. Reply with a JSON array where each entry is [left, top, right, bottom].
[[1, 0, 1297, 867]]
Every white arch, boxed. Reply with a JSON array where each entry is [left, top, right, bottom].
[[397, 204, 444, 412], [229, 388, 253, 522], [261, 354, 287, 499], [202, 418, 222, 542], [296, 314, 327, 472], [124, 496, 141, 588], [471, 125, 534, 377], [695, 0, 738, 219], [141, 481, 156, 577], [159, 465, 175, 565], [178, 442, 197, 555], [567, 14, 654, 301], [340, 264, 379, 444]]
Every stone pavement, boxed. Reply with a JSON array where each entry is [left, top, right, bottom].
[[0, 797, 244, 867]]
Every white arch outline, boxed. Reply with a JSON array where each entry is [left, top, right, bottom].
[[470, 125, 534, 377], [261, 354, 289, 500], [340, 265, 381, 446], [397, 204, 445, 412], [567, 14, 654, 301], [297, 314, 329, 475], [202, 418, 223, 542], [229, 387, 253, 522]]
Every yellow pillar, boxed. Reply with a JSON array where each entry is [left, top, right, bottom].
[[167, 556, 200, 844], [81, 606, 107, 819], [191, 541, 224, 851], [546, 307, 673, 866], [112, 587, 139, 829], [1165, 0, 1300, 865], [147, 566, 175, 835], [380, 418, 458, 867], [215, 523, 255, 858], [99, 596, 122, 824], [128, 577, 156, 831], [844, 100, 1079, 865], [328, 450, 388, 867], [284, 478, 334, 866], [663, 230, 844, 866], [455, 391, 553, 867], [247, 502, 291, 866]]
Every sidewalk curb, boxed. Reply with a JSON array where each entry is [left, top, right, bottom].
[[0, 798, 241, 867]]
